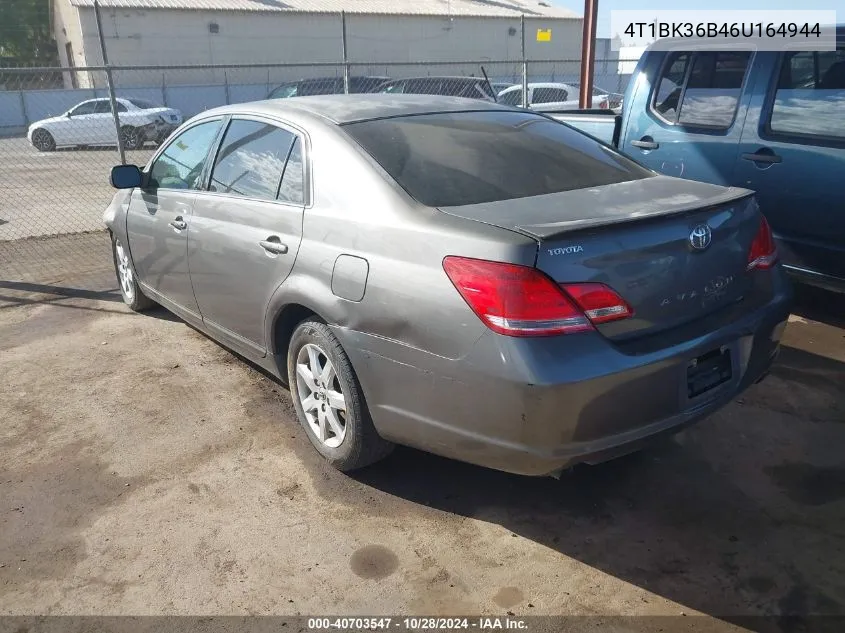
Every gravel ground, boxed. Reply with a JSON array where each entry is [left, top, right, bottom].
[[1, 243, 844, 632], [0, 137, 154, 240]]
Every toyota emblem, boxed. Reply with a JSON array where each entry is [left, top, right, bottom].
[[689, 224, 712, 251]]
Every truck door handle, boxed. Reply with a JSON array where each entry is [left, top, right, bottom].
[[259, 237, 288, 255], [169, 217, 187, 231], [631, 137, 659, 150], [741, 150, 782, 164]]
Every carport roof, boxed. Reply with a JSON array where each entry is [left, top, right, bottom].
[[69, 0, 578, 19]]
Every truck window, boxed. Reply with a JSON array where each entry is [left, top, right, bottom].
[[768, 49, 845, 141], [652, 51, 751, 129]]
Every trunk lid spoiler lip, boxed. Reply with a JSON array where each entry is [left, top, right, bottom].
[[437, 177, 756, 241]]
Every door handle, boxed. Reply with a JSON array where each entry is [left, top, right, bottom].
[[169, 217, 187, 231], [259, 238, 288, 255], [631, 137, 659, 150], [741, 150, 782, 165]]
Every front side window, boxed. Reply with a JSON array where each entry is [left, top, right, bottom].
[[532, 87, 569, 104], [344, 110, 653, 208], [652, 51, 751, 128], [299, 79, 339, 96], [380, 81, 405, 94], [70, 101, 96, 116], [208, 119, 295, 201], [768, 48, 845, 140], [270, 83, 298, 99], [148, 120, 222, 190]]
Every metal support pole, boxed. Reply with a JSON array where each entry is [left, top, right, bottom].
[[520, 15, 528, 108], [224, 69, 230, 104], [18, 90, 29, 128], [94, 0, 125, 164], [341, 11, 350, 94], [578, 0, 598, 109]]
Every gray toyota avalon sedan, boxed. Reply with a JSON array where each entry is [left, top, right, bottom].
[[104, 94, 791, 477]]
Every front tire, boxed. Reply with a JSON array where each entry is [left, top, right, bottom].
[[31, 128, 55, 152], [287, 318, 393, 472], [112, 234, 155, 311]]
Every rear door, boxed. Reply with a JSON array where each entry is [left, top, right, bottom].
[[92, 99, 119, 144], [126, 118, 224, 316], [732, 47, 845, 282], [188, 116, 306, 355], [624, 50, 754, 185]]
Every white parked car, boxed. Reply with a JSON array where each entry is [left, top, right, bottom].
[[27, 97, 183, 152], [497, 82, 610, 111]]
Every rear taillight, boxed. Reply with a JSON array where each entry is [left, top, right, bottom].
[[747, 214, 778, 271], [561, 283, 633, 324], [442, 256, 632, 337], [599, 100, 609, 109]]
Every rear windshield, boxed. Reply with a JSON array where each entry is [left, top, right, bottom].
[[343, 110, 652, 207], [127, 98, 158, 109]]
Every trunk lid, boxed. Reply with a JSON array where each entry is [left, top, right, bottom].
[[439, 176, 761, 340]]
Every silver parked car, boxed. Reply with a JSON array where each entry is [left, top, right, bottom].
[[105, 95, 791, 477]]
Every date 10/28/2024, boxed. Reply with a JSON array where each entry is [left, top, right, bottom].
[[307, 617, 529, 631]]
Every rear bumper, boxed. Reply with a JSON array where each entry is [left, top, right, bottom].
[[339, 274, 792, 477]]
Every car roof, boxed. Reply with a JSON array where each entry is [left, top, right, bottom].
[[203, 94, 510, 125]]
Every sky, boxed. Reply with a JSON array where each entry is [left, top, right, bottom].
[[551, 0, 843, 38]]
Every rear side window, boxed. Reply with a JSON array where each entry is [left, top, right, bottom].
[[209, 119, 295, 200], [277, 137, 304, 205], [652, 51, 751, 128], [344, 110, 653, 207], [768, 49, 845, 140]]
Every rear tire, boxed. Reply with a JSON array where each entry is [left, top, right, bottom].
[[120, 126, 141, 150], [112, 234, 155, 311], [287, 318, 393, 472], [31, 129, 55, 152]]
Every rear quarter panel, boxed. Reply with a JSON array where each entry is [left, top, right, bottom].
[[264, 122, 538, 362]]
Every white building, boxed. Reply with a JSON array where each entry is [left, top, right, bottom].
[[53, 0, 583, 87]]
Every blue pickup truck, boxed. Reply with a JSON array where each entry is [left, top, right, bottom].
[[555, 29, 845, 293]]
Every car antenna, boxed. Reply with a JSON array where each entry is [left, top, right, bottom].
[[480, 65, 497, 102]]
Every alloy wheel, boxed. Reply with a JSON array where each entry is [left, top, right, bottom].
[[295, 343, 347, 448], [115, 239, 135, 301]]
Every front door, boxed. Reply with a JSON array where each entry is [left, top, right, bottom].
[[54, 99, 98, 145], [732, 48, 845, 282], [126, 118, 224, 317], [188, 117, 306, 354], [624, 50, 754, 185]]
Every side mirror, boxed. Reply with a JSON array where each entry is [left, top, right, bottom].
[[66, 112, 72, 118], [110, 164, 143, 189]]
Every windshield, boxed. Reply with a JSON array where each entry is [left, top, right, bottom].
[[127, 98, 158, 109], [344, 110, 652, 207]]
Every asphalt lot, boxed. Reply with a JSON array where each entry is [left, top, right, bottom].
[[1, 233, 843, 630], [0, 137, 154, 241]]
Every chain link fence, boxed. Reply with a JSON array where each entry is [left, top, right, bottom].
[[0, 53, 637, 285]]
